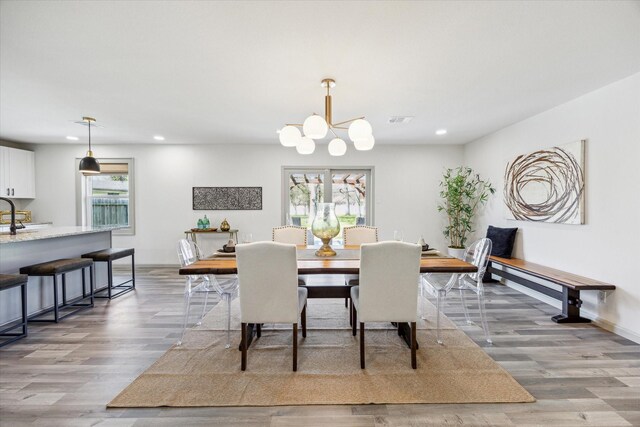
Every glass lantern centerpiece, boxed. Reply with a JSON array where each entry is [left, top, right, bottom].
[[311, 203, 341, 257]]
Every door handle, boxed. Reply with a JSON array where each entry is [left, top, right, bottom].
[[5, 188, 8, 196], [11, 188, 14, 196]]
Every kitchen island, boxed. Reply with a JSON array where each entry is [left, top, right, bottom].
[[0, 226, 117, 325]]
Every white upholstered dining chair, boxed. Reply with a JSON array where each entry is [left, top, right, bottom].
[[343, 225, 379, 311], [176, 239, 238, 348], [343, 225, 378, 246], [236, 241, 308, 371], [272, 225, 308, 286], [350, 241, 421, 369], [421, 238, 493, 345], [272, 226, 307, 245]]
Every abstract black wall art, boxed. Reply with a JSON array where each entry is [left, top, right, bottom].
[[504, 140, 585, 224], [192, 187, 262, 210]]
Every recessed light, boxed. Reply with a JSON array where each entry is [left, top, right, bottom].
[[66, 136, 79, 141], [435, 129, 447, 135], [153, 135, 165, 141]]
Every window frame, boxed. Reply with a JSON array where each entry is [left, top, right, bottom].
[[281, 166, 375, 227], [75, 157, 135, 236]]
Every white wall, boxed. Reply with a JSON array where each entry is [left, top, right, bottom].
[[464, 73, 640, 341], [24, 143, 463, 265]]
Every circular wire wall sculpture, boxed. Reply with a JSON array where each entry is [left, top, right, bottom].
[[504, 144, 584, 223]]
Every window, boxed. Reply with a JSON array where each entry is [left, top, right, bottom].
[[76, 158, 135, 235], [282, 167, 374, 243]]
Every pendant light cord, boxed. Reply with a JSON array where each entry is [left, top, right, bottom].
[[88, 119, 92, 152]]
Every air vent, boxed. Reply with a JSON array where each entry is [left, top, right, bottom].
[[388, 116, 414, 124]]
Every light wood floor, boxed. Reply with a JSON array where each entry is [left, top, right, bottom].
[[0, 267, 638, 426]]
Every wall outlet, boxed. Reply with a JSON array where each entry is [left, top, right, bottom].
[[598, 291, 607, 303]]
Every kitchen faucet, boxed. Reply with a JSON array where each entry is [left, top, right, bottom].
[[0, 197, 25, 235]]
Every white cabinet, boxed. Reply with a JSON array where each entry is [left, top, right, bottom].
[[0, 146, 36, 199]]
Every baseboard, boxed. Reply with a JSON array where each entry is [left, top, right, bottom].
[[587, 314, 640, 344], [503, 281, 640, 344]]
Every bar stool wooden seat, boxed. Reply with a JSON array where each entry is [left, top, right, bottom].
[[82, 248, 135, 299], [0, 274, 28, 347], [19, 258, 94, 322]]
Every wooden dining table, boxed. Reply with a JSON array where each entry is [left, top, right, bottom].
[[178, 245, 477, 349]]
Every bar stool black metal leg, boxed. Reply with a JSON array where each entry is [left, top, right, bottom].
[[53, 275, 60, 323], [107, 261, 113, 299], [89, 265, 94, 306], [131, 253, 136, 289], [82, 266, 87, 298], [61, 273, 67, 306], [21, 283, 28, 337]]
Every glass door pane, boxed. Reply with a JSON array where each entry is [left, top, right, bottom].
[[331, 170, 368, 242], [286, 171, 326, 228]]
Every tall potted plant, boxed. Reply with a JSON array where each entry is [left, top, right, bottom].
[[438, 167, 495, 258]]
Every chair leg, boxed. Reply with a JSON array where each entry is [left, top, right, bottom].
[[178, 289, 192, 346], [301, 304, 307, 338], [345, 297, 348, 308], [419, 278, 427, 320], [411, 321, 417, 369], [349, 300, 352, 326], [360, 322, 365, 369], [293, 323, 298, 372], [352, 305, 357, 336], [436, 289, 444, 345], [256, 323, 262, 338], [477, 289, 492, 344], [225, 294, 231, 349], [241, 323, 247, 371], [197, 291, 209, 326], [459, 289, 472, 324]]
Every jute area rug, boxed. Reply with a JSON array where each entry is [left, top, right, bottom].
[[108, 297, 534, 407]]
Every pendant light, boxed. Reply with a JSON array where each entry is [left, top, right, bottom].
[[279, 79, 373, 156], [78, 116, 100, 174]]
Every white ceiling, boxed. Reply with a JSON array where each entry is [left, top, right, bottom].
[[1, 1, 639, 146]]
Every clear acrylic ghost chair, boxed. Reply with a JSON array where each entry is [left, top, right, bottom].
[[177, 239, 238, 348], [420, 238, 493, 345]]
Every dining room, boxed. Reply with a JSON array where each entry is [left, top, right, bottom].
[[1, 1, 639, 425]]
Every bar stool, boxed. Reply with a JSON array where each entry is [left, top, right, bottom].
[[19, 259, 94, 322], [82, 248, 135, 299], [0, 274, 28, 347]]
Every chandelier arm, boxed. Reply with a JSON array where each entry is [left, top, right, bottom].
[[331, 126, 349, 130], [285, 124, 304, 127], [328, 126, 340, 139], [331, 116, 365, 127]]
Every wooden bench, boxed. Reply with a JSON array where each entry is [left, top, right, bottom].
[[486, 256, 616, 323]]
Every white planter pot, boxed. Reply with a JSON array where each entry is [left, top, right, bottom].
[[448, 247, 466, 259]]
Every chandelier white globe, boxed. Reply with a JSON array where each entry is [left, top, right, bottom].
[[348, 119, 373, 141], [279, 125, 302, 147], [354, 134, 375, 151], [303, 115, 328, 139], [296, 137, 316, 155], [328, 138, 347, 156]]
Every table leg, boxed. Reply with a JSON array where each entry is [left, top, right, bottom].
[[238, 323, 257, 350], [392, 322, 419, 349]]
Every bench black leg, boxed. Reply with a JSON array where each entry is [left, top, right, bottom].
[[483, 261, 499, 283], [552, 288, 591, 323]]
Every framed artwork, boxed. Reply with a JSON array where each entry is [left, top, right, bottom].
[[504, 140, 585, 224], [192, 187, 262, 210]]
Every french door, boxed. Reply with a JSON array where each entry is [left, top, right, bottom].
[[282, 167, 374, 243]]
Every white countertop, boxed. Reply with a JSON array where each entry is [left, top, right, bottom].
[[0, 226, 119, 244]]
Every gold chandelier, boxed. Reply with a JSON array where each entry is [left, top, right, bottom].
[[279, 79, 374, 156]]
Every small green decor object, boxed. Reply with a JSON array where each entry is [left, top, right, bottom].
[[438, 166, 495, 249]]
